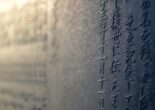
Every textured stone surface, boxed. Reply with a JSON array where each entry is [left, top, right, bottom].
[[0, 0, 155, 110], [47, 0, 155, 110], [47, 0, 100, 110]]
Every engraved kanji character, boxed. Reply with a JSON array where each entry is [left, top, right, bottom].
[[98, 75, 106, 90], [111, 60, 121, 73], [125, 94, 133, 103], [112, 9, 121, 29], [127, 33, 134, 45], [126, 15, 134, 27], [125, 64, 135, 82], [99, 97, 104, 109], [111, 93, 118, 109], [139, 95, 149, 110], [112, 77, 117, 91], [112, 31, 121, 42], [141, 29, 150, 41], [142, 0, 150, 10], [140, 40, 151, 60], [100, 62, 105, 75], [112, 45, 120, 56], [125, 49, 135, 63]]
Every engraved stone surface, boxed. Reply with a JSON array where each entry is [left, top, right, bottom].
[[0, 0, 155, 110]]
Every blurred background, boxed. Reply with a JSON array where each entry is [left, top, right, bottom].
[[0, 0, 50, 110], [0, 0, 99, 110]]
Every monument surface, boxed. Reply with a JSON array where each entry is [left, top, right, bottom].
[[0, 0, 155, 110]]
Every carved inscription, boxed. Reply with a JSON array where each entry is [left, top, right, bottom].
[[139, 0, 152, 110], [98, 0, 108, 110], [110, 0, 121, 109], [124, 14, 136, 110]]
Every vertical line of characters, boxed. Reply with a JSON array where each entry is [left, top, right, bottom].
[[98, 0, 108, 110]]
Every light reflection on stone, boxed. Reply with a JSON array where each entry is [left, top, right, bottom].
[[0, 0, 49, 110]]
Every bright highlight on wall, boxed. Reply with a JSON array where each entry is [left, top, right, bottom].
[[0, 0, 29, 12]]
